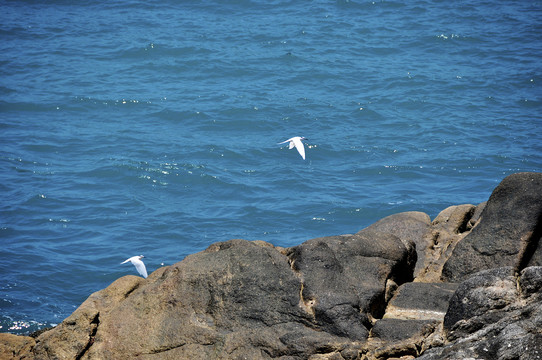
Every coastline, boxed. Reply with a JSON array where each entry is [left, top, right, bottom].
[[2, 172, 541, 360]]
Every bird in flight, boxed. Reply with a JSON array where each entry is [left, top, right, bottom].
[[121, 255, 148, 278], [278, 136, 308, 160]]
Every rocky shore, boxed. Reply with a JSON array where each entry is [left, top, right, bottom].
[[2, 172, 541, 360]]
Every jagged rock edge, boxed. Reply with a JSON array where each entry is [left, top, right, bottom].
[[75, 312, 99, 360]]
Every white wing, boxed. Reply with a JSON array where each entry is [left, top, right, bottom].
[[292, 137, 306, 160], [132, 258, 148, 278], [121, 256, 136, 264]]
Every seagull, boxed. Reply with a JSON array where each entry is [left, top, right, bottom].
[[278, 136, 308, 160], [121, 255, 148, 278]]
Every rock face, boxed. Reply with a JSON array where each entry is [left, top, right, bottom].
[[3, 172, 542, 360], [442, 172, 542, 282], [418, 266, 542, 360], [360, 211, 431, 280], [19, 234, 417, 360], [286, 231, 416, 341]]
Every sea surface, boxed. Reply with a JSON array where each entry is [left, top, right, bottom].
[[1, 0, 541, 334]]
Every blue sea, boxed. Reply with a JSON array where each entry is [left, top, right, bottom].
[[1, 0, 541, 334]]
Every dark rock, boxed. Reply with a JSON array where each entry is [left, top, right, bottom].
[[519, 266, 542, 296], [359, 211, 431, 279], [286, 231, 417, 340], [442, 172, 542, 282], [370, 319, 438, 343], [364, 282, 457, 359], [443, 267, 517, 337], [366, 318, 442, 360], [384, 282, 458, 321], [418, 266, 542, 360]]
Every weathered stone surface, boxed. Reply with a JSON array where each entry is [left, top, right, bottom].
[[442, 172, 542, 282], [366, 319, 442, 360], [518, 265, 542, 296], [358, 211, 431, 279], [370, 319, 438, 343], [443, 267, 517, 337], [286, 231, 417, 340], [16, 235, 415, 359], [415, 204, 478, 282], [362, 282, 457, 359], [0, 333, 35, 359], [359, 205, 484, 283], [3, 172, 542, 360], [32, 275, 144, 359], [418, 266, 542, 360], [384, 282, 458, 321]]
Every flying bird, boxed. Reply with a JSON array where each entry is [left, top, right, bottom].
[[121, 255, 148, 278], [278, 136, 308, 160]]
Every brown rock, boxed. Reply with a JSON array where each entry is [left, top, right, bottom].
[[32, 275, 144, 359], [415, 204, 478, 282], [0, 333, 35, 359], [23, 235, 415, 359]]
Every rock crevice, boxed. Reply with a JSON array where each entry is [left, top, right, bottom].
[[74, 312, 99, 360]]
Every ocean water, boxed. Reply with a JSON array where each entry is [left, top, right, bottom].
[[1, 0, 541, 334]]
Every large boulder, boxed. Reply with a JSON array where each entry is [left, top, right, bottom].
[[357, 206, 487, 283], [442, 172, 542, 282], [363, 282, 458, 360], [286, 231, 416, 340], [359, 211, 431, 279], [23, 234, 416, 359]]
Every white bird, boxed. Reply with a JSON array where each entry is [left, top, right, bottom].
[[121, 255, 148, 278], [278, 136, 308, 160]]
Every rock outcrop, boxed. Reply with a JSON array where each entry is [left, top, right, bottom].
[[2, 172, 541, 360], [442, 172, 542, 282], [418, 266, 542, 360]]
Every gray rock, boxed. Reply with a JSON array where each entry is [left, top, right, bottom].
[[365, 319, 446, 360], [418, 266, 542, 360], [443, 267, 517, 338], [384, 282, 458, 321], [442, 172, 542, 282], [370, 318, 438, 343], [519, 266, 542, 296], [359, 211, 431, 279], [286, 231, 417, 340]]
